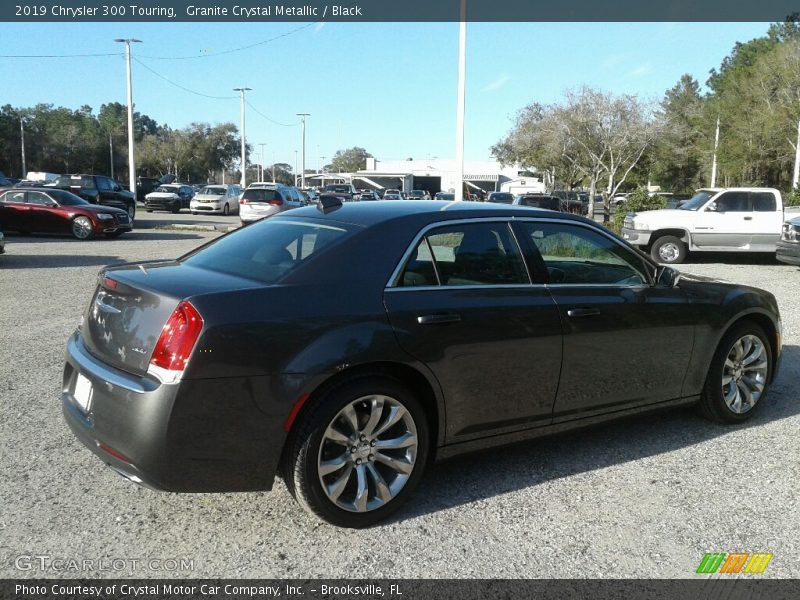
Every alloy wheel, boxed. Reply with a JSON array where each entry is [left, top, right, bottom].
[[71, 216, 93, 240], [317, 394, 418, 513], [722, 334, 769, 414]]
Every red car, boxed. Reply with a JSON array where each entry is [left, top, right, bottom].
[[0, 188, 132, 240]]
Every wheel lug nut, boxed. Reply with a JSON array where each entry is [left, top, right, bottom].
[[356, 458, 362, 465], [360, 435, 367, 442], [370, 440, 376, 447], [368, 454, 374, 461], [350, 447, 357, 454]]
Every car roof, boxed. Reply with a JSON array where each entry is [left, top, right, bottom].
[[281, 199, 589, 227]]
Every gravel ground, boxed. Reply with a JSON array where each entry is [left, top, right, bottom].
[[0, 229, 798, 579]]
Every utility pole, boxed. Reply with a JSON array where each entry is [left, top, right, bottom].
[[109, 132, 114, 179], [258, 143, 267, 182], [710, 116, 720, 188], [297, 113, 310, 188], [454, 0, 467, 201], [114, 38, 141, 194], [294, 150, 298, 186], [793, 120, 800, 189], [272, 150, 276, 182], [234, 87, 252, 188], [19, 117, 26, 177]]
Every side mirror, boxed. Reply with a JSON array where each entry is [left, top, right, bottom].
[[655, 265, 681, 287], [706, 201, 720, 212]]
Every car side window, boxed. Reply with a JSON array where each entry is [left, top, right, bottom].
[[715, 191, 750, 212], [399, 222, 528, 287], [752, 192, 776, 212], [521, 222, 647, 286], [1, 191, 27, 204], [27, 191, 54, 206], [81, 176, 97, 189], [96, 177, 112, 192]]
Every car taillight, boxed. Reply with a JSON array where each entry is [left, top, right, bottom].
[[240, 196, 249, 204], [147, 301, 203, 384], [269, 198, 283, 206]]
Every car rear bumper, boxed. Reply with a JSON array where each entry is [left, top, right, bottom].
[[240, 204, 280, 223], [776, 241, 800, 265], [62, 332, 286, 492]]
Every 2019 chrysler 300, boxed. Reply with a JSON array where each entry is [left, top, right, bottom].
[[61, 200, 782, 527]]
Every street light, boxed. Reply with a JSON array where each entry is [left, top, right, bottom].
[[114, 38, 142, 195], [258, 142, 267, 182], [234, 87, 252, 187], [19, 116, 28, 177], [297, 113, 310, 188], [454, 0, 466, 201], [294, 150, 298, 185]]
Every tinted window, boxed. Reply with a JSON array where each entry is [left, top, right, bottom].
[[488, 193, 513, 204], [752, 192, 776, 212], [27, 191, 54, 206], [201, 187, 225, 195], [520, 196, 559, 210], [522, 223, 647, 286], [1, 191, 27, 203], [400, 222, 528, 287], [183, 219, 354, 284], [49, 189, 88, 206], [715, 191, 750, 212], [678, 190, 716, 210]]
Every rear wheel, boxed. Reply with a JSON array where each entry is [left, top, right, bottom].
[[698, 322, 773, 423], [283, 377, 429, 528], [222, 203, 230, 216], [71, 216, 94, 240], [650, 235, 687, 264]]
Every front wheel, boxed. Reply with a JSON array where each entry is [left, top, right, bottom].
[[222, 203, 230, 216], [283, 377, 429, 528], [171, 201, 181, 214], [650, 235, 687, 264], [698, 322, 773, 423], [71, 216, 94, 240], [127, 203, 136, 221]]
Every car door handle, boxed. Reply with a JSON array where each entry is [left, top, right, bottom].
[[567, 308, 600, 318], [417, 313, 461, 325], [743, 216, 753, 221]]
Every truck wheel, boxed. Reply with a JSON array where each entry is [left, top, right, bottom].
[[650, 235, 686, 264]]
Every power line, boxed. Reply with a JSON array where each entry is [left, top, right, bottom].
[[137, 22, 317, 60], [0, 52, 122, 58], [133, 57, 238, 99], [245, 100, 298, 128]]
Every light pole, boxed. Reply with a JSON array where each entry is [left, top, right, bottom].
[[297, 113, 310, 188], [710, 116, 720, 188], [294, 150, 298, 185], [234, 87, 252, 188], [454, 0, 467, 201], [109, 132, 114, 179], [114, 38, 141, 194], [272, 150, 276, 182], [258, 143, 267, 182], [19, 117, 27, 177]]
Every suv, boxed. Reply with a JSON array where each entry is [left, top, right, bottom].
[[322, 184, 360, 202], [239, 183, 304, 224], [145, 184, 195, 213], [48, 174, 137, 220]]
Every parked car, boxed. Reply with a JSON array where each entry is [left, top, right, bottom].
[[434, 192, 455, 200], [776, 214, 800, 265], [383, 191, 402, 200], [239, 183, 304, 224], [486, 192, 515, 204], [190, 184, 241, 216], [513, 194, 563, 211], [61, 200, 781, 527], [47, 174, 137, 221], [621, 188, 786, 264], [0, 187, 132, 239], [407, 190, 431, 200], [323, 184, 360, 202], [145, 184, 194, 213], [359, 191, 379, 201], [136, 175, 175, 204]]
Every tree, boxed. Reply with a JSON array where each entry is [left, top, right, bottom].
[[328, 147, 373, 173], [493, 86, 657, 220]]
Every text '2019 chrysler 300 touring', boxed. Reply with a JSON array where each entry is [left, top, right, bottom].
[[62, 200, 782, 527]]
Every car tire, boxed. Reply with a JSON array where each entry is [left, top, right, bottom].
[[282, 376, 429, 528], [650, 235, 687, 264], [71, 216, 94, 240], [698, 321, 773, 423], [222, 203, 230, 216], [171, 201, 181, 214], [146, 209, 153, 213], [127, 203, 136, 221]]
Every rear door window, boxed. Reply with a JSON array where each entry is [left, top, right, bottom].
[[715, 191, 750, 212], [751, 192, 776, 212]]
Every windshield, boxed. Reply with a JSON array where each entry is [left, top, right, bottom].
[[183, 218, 355, 284], [200, 186, 225, 195], [49, 189, 88, 206], [678, 190, 717, 211], [488, 194, 513, 204], [154, 185, 180, 193]]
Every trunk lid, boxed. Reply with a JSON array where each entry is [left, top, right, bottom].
[[82, 261, 263, 376]]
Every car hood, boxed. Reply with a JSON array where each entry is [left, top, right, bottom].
[[786, 214, 800, 226], [75, 204, 127, 215], [193, 194, 225, 201], [147, 192, 180, 199], [630, 208, 697, 223]]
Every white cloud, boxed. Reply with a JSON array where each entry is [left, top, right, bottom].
[[483, 73, 510, 92], [627, 64, 653, 78]]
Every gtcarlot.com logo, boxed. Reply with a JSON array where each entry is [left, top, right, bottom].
[[696, 552, 773, 574], [14, 555, 194, 573]]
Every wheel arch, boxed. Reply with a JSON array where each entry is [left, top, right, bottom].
[[283, 361, 444, 460], [720, 311, 780, 384], [649, 228, 691, 247]]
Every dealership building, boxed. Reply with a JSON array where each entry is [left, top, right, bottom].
[[304, 158, 542, 197]]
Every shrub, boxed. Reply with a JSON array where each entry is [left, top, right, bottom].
[[785, 187, 800, 207], [610, 187, 667, 233]]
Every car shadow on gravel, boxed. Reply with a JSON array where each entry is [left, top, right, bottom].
[[396, 344, 800, 523], [0, 253, 128, 269], [682, 252, 780, 265], [1, 231, 203, 244]]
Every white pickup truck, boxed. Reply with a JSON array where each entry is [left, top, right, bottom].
[[621, 187, 785, 264]]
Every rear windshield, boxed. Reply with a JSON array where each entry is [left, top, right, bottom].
[[489, 194, 513, 204], [154, 186, 180, 193], [182, 218, 355, 284], [243, 188, 281, 203], [325, 185, 351, 193]]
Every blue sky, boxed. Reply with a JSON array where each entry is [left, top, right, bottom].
[[0, 22, 769, 169]]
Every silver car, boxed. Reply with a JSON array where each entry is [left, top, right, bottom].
[[190, 184, 241, 216], [239, 184, 305, 225]]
